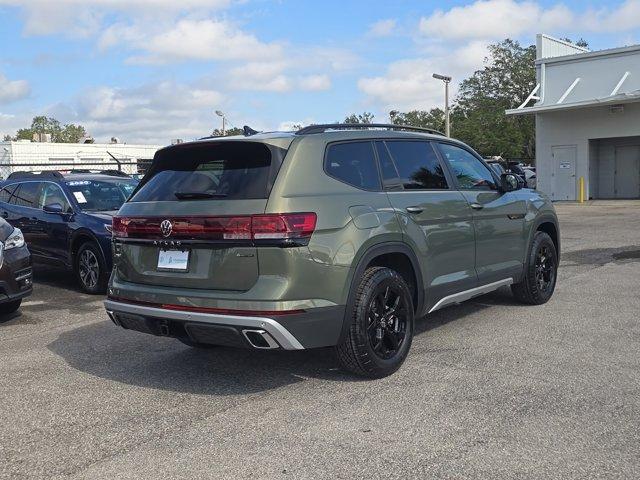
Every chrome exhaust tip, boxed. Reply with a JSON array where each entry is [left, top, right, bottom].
[[242, 329, 279, 349]]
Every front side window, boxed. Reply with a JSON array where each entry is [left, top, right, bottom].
[[385, 141, 448, 190], [11, 182, 41, 208], [38, 183, 71, 212], [438, 143, 496, 190], [325, 141, 380, 190], [66, 180, 138, 211]]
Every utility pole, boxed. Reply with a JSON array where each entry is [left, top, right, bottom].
[[215, 110, 226, 136], [432, 73, 452, 137]]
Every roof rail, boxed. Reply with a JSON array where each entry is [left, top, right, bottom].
[[66, 169, 130, 177], [98, 169, 130, 177], [6, 170, 64, 180], [295, 123, 445, 136]]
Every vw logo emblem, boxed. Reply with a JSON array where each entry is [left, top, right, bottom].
[[160, 219, 173, 237]]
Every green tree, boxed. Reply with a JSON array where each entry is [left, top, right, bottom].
[[2, 134, 12, 142], [452, 39, 537, 159], [211, 127, 245, 137], [14, 116, 89, 143], [389, 109, 445, 132], [343, 112, 375, 124], [561, 37, 589, 48], [58, 123, 88, 143]]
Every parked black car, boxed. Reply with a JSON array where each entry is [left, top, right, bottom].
[[0, 218, 32, 314], [0, 171, 138, 293]]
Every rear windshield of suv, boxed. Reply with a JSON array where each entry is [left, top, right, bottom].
[[130, 142, 278, 202]]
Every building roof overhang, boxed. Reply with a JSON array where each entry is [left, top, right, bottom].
[[506, 90, 640, 116]]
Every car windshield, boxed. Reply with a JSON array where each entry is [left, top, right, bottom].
[[65, 179, 138, 211]]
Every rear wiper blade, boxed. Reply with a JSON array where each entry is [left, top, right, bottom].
[[174, 192, 227, 200]]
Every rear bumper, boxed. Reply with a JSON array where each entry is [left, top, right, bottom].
[[104, 299, 345, 350]]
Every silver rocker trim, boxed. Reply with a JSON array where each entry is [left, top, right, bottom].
[[428, 278, 513, 314]]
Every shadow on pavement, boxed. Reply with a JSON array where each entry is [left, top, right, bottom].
[[47, 288, 519, 396], [32, 266, 84, 294]]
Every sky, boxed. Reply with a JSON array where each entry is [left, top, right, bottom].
[[1, 0, 640, 144]]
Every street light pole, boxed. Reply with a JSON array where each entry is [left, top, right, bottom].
[[215, 110, 226, 136], [432, 73, 452, 137]]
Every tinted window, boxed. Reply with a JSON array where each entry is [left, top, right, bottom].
[[325, 142, 380, 190], [375, 141, 400, 188], [0, 184, 17, 203], [11, 182, 40, 208], [38, 183, 71, 212], [438, 143, 496, 190], [131, 142, 276, 202], [385, 141, 448, 190], [66, 180, 138, 211]]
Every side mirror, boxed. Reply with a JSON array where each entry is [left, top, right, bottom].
[[500, 173, 521, 192], [43, 203, 64, 214]]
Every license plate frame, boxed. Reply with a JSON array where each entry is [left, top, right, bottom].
[[157, 249, 190, 272]]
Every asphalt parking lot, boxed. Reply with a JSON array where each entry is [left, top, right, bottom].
[[1, 201, 639, 479]]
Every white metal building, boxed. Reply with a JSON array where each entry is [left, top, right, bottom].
[[0, 140, 163, 179], [507, 34, 640, 200]]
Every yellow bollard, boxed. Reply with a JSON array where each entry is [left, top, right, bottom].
[[578, 176, 585, 203]]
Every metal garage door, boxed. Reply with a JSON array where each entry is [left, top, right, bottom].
[[614, 146, 640, 198]]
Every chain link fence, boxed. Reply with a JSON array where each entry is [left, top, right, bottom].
[[0, 159, 153, 181]]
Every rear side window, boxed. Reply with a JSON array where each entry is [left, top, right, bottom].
[[0, 184, 17, 203], [11, 182, 41, 208], [131, 142, 278, 202], [385, 141, 449, 190], [325, 141, 380, 190]]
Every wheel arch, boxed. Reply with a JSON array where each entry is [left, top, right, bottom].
[[70, 229, 107, 266], [529, 215, 560, 262], [338, 242, 424, 345]]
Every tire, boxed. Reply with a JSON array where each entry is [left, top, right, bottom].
[[76, 242, 108, 294], [177, 338, 218, 349], [0, 299, 22, 315], [336, 266, 414, 378], [512, 231, 558, 305]]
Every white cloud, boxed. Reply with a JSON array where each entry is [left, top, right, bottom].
[[298, 74, 331, 91], [0, 73, 30, 104], [0, 0, 231, 36], [362, 0, 640, 112], [101, 19, 283, 64], [358, 41, 491, 112], [419, 0, 640, 41], [53, 80, 225, 143], [225, 61, 292, 92], [367, 19, 397, 37]]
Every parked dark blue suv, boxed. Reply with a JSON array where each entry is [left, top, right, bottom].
[[0, 171, 138, 293]]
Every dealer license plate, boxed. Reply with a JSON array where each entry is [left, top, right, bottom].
[[157, 250, 189, 271]]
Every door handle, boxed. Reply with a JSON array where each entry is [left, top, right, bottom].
[[405, 206, 424, 214], [470, 203, 484, 210]]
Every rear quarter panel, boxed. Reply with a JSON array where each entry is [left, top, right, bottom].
[[266, 135, 404, 305]]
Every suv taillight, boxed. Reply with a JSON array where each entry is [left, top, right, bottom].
[[112, 213, 317, 243]]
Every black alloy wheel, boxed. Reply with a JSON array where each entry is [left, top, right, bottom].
[[367, 284, 409, 360], [336, 266, 415, 378], [512, 231, 558, 305]]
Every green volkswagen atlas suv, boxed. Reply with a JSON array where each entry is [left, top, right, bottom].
[[105, 124, 559, 378]]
